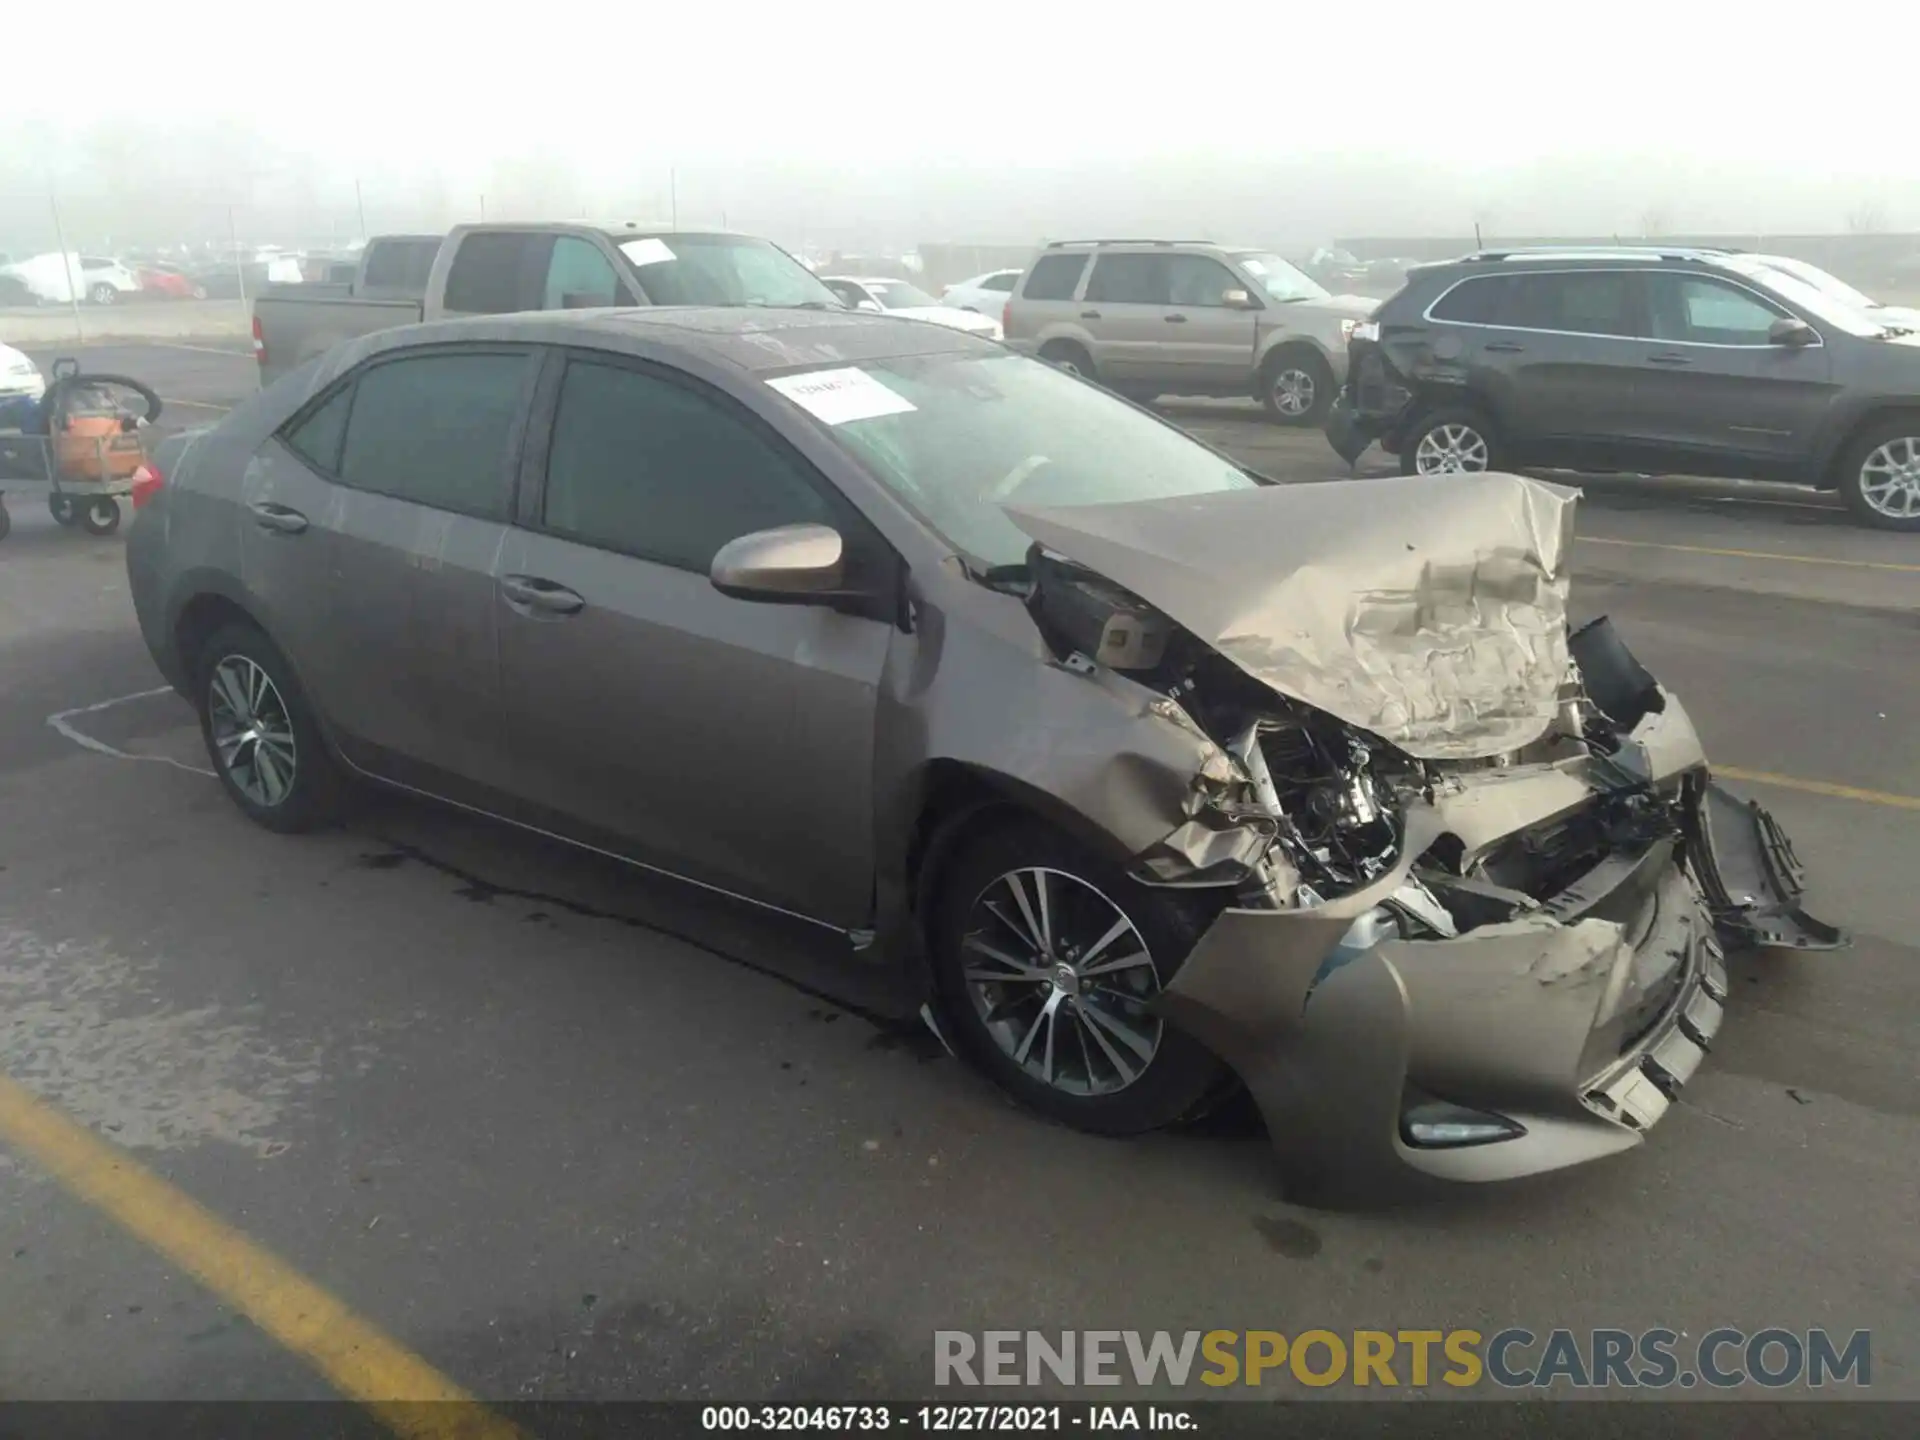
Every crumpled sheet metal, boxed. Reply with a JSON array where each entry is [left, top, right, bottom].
[[1007, 472, 1580, 761]]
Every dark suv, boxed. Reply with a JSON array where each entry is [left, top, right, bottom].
[[1324, 248, 1920, 530]]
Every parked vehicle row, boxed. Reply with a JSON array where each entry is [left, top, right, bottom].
[[820, 275, 1003, 340], [1324, 246, 1920, 530]]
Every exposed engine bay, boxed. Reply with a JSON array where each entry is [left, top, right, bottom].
[[1021, 541, 1839, 953]]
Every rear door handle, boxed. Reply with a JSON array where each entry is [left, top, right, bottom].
[[1646, 352, 1693, 367], [500, 574, 585, 616], [1483, 341, 1526, 353], [1163, 313, 1188, 324], [1079, 310, 1101, 320], [248, 501, 308, 534]]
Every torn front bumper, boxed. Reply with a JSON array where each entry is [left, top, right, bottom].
[[1156, 697, 1844, 1199]]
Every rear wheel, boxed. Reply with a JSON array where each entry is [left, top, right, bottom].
[[1039, 341, 1096, 382], [1838, 420, 1920, 531], [88, 283, 118, 306], [195, 622, 344, 833], [79, 497, 120, 535], [49, 494, 77, 526], [1261, 347, 1334, 426], [1400, 406, 1503, 476], [929, 818, 1226, 1136]]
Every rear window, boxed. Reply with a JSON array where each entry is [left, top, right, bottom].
[[1020, 253, 1088, 301]]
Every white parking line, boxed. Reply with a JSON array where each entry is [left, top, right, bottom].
[[137, 341, 254, 358], [46, 688, 215, 777]]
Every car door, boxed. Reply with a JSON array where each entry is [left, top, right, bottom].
[[1634, 271, 1838, 477], [1163, 254, 1259, 389], [494, 350, 892, 927], [1434, 269, 1648, 463], [1079, 252, 1176, 383], [319, 346, 539, 796]]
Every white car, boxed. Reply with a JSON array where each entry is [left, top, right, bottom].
[[78, 257, 142, 306], [1, 342, 45, 400], [940, 267, 1024, 315], [1728, 253, 1920, 333], [820, 276, 1003, 340]]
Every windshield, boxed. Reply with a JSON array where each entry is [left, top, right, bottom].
[[1721, 257, 1888, 337], [617, 234, 839, 308], [1233, 252, 1329, 303], [872, 281, 940, 309], [777, 351, 1257, 569], [1749, 255, 1877, 312]]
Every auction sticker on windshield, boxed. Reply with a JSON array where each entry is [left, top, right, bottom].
[[768, 367, 917, 426], [621, 237, 677, 267]]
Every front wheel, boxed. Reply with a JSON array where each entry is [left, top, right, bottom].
[[1400, 407, 1503, 476], [195, 622, 345, 833], [1039, 341, 1096, 382], [929, 818, 1227, 1136], [49, 494, 77, 526], [1261, 348, 1334, 426], [1838, 420, 1920, 531], [88, 283, 118, 306]]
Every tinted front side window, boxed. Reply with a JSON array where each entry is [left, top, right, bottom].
[[1504, 271, 1641, 337], [543, 360, 836, 572], [543, 236, 625, 309], [337, 352, 532, 517], [442, 234, 538, 314], [282, 386, 353, 473], [1085, 254, 1169, 305], [1165, 256, 1244, 307], [1020, 253, 1088, 301], [1648, 275, 1787, 345]]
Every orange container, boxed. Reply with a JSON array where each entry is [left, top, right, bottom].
[[54, 416, 145, 482]]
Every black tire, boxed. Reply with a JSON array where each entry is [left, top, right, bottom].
[[49, 494, 77, 526], [79, 498, 120, 536], [194, 622, 345, 833], [1039, 340, 1096, 382], [929, 817, 1227, 1136], [88, 283, 118, 306], [1398, 405, 1504, 476], [1113, 383, 1161, 405], [0, 500, 10, 542], [1261, 347, 1334, 426], [1836, 416, 1920, 532]]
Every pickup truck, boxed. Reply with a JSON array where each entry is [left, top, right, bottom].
[[251, 223, 841, 385]]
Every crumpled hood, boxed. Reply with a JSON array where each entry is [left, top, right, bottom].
[[1006, 472, 1579, 761]]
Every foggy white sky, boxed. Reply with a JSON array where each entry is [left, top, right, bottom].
[[3, 0, 1918, 248]]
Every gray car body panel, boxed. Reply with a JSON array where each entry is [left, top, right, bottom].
[[127, 308, 1844, 1195]]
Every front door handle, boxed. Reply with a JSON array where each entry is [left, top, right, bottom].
[[1079, 310, 1102, 320], [1163, 313, 1189, 324], [500, 574, 585, 616], [248, 501, 308, 534], [1646, 352, 1693, 367], [1484, 340, 1526, 353]]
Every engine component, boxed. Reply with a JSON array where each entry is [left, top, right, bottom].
[[1026, 544, 1170, 672], [1570, 616, 1665, 732]]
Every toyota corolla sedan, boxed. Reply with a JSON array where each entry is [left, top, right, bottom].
[[126, 308, 1842, 1198]]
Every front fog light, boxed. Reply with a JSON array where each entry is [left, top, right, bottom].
[[1401, 1099, 1526, 1149]]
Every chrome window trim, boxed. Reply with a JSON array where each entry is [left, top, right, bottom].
[[1419, 266, 1826, 351]]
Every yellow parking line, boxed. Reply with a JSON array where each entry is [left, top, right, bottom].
[[1717, 765, 1920, 812], [1579, 535, 1920, 574], [0, 1070, 521, 1440], [160, 396, 231, 411]]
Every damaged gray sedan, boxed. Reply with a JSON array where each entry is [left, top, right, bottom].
[[127, 307, 1844, 1197]]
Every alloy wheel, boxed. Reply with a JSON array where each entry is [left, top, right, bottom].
[[960, 867, 1163, 1096], [1414, 422, 1490, 474], [1858, 436, 1920, 520], [1271, 368, 1316, 418], [207, 655, 299, 807]]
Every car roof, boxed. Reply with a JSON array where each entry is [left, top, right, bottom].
[[822, 275, 903, 286], [368, 306, 987, 375]]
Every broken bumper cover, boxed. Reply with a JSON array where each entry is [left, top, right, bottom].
[[1156, 698, 1844, 1196]]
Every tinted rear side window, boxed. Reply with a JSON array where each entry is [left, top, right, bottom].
[[1021, 253, 1088, 301], [362, 239, 439, 290], [281, 386, 353, 474], [542, 359, 837, 573], [1503, 271, 1641, 337], [337, 351, 533, 518], [442, 234, 541, 314], [1428, 275, 1509, 324], [1085, 254, 1169, 305]]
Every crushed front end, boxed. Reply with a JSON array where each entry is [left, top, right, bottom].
[[1324, 325, 1412, 466]]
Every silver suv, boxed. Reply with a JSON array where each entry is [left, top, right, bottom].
[[1003, 240, 1376, 424]]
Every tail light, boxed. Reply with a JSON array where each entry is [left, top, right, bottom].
[[130, 462, 164, 510], [252, 314, 266, 366]]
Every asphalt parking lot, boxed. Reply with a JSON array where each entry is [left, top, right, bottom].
[[2, 341, 1918, 1414]]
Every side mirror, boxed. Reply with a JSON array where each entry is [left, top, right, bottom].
[[1221, 288, 1260, 310], [1769, 316, 1817, 347], [710, 523, 846, 603], [857, 299, 884, 313]]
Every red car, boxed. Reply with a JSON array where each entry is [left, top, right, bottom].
[[137, 266, 208, 300]]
